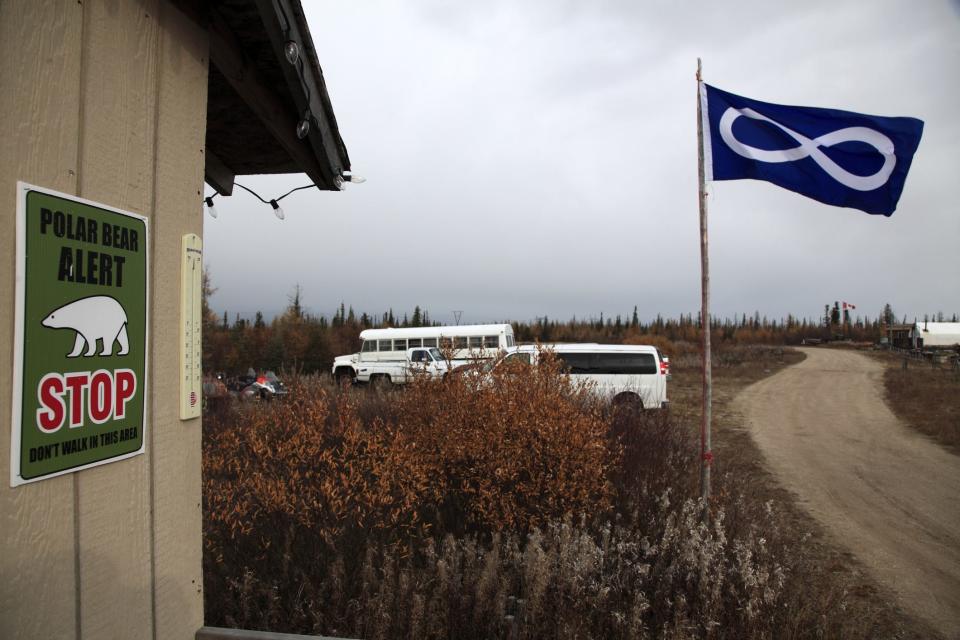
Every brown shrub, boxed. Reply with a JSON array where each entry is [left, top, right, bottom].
[[203, 356, 617, 561]]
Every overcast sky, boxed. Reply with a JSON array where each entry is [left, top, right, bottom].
[[204, 0, 960, 326]]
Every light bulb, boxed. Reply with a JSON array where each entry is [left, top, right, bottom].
[[296, 114, 311, 139], [205, 196, 218, 219], [284, 41, 299, 65], [344, 173, 366, 184], [270, 199, 285, 220]]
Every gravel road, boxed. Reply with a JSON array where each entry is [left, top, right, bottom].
[[735, 347, 960, 638]]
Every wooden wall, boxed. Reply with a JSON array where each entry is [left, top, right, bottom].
[[0, 1, 208, 638]]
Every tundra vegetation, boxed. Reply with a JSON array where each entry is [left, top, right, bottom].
[[202, 347, 924, 639], [875, 350, 960, 454]]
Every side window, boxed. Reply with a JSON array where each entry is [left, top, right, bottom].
[[423, 338, 438, 348], [454, 337, 468, 349], [410, 350, 426, 363], [506, 335, 515, 347], [504, 352, 532, 365], [468, 336, 483, 348], [361, 340, 375, 352], [595, 353, 657, 374], [393, 339, 407, 352], [378, 339, 392, 352], [440, 337, 453, 349], [483, 335, 498, 348], [408, 338, 423, 348], [557, 353, 593, 373]]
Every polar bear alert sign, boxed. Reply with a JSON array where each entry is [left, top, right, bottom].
[[11, 183, 148, 486]]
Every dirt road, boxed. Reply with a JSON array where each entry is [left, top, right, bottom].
[[735, 347, 960, 638]]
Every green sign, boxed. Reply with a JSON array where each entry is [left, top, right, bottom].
[[11, 183, 148, 486]]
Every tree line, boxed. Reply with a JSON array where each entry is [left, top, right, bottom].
[[203, 273, 947, 375]]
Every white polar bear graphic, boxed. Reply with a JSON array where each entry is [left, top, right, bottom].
[[41, 295, 130, 358]]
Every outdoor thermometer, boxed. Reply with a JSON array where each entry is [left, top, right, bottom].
[[180, 233, 203, 419]]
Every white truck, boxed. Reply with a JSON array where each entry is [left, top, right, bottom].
[[335, 346, 448, 387]]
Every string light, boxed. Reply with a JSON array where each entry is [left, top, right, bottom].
[[274, 4, 314, 142], [204, 196, 218, 219], [296, 110, 311, 139], [284, 41, 299, 66], [204, 178, 364, 220]]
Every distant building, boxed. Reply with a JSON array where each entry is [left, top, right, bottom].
[[887, 322, 960, 349], [912, 322, 960, 349], [886, 323, 915, 349]]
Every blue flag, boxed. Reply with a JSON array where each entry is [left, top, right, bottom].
[[701, 84, 923, 216]]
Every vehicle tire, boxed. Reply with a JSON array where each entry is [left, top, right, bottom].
[[371, 374, 392, 390], [612, 393, 643, 414], [335, 368, 354, 388]]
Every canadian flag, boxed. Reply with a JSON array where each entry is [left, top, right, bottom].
[[843, 301, 856, 311]]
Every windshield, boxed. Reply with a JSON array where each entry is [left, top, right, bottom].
[[428, 347, 443, 361]]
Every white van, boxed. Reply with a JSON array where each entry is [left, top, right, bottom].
[[500, 343, 669, 409]]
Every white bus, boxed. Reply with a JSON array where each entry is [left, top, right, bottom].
[[332, 324, 515, 383]]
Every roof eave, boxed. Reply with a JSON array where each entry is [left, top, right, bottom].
[[253, 0, 350, 190]]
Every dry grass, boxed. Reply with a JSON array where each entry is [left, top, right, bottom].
[[869, 349, 960, 454], [202, 345, 930, 639]]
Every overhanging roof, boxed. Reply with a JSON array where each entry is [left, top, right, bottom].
[[191, 0, 351, 194]]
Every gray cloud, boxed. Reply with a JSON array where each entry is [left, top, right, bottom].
[[204, 0, 960, 325]]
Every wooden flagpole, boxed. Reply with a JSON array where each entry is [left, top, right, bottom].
[[696, 58, 713, 518]]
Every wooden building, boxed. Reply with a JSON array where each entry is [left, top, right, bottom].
[[0, 1, 350, 638], [885, 323, 915, 349]]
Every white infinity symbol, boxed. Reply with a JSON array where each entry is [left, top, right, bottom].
[[719, 107, 896, 191]]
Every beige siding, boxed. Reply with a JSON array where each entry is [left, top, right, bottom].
[[0, 1, 207, 638], [0, 2, 84, 638], [150, 3, 208, 637], [75, 1, 159, 637]]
